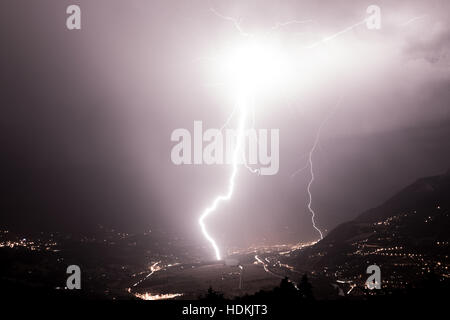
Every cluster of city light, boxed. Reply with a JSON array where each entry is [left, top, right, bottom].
[[134, 292, 183, 300], [0, 236, 57, 252], [132, 261, 162, 287]]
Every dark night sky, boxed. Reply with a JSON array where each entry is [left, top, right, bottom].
[[1, 0, 449, 249]]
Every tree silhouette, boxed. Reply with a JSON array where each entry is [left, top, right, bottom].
[[279, 277, 297, 296], [202, 286, 225, 302], [298, 274, 314, 301]]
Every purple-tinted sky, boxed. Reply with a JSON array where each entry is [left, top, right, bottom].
[[1, 1, 449, 250]]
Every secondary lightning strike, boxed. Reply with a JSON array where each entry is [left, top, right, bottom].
[[302, 99, 342, 240], [306, 131, 324, 240], [199, 99, 248, 260]]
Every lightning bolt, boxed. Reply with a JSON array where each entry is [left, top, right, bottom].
[[293, 98, 342, 240], [306, 128, 324, 240], [199, 4, 418, 259], [197, 6, 264, 261], [200, 5, 349, 260], [199, 98, 248, 260]]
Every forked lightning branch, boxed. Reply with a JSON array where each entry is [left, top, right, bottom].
[[169, 4, 382, 261]]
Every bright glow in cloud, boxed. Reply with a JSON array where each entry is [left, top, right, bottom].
[[210, 37, 296, 101], [220, 40, 291, 96]]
